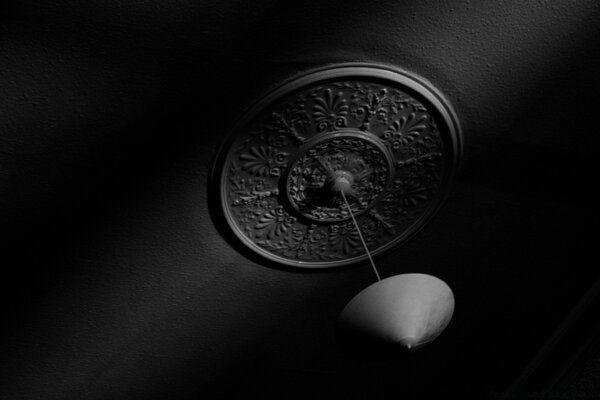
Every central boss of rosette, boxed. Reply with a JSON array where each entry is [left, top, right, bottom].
[[285, 131, 393, 223]]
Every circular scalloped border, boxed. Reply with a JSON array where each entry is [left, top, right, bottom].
[[211, 63, 462, 269]]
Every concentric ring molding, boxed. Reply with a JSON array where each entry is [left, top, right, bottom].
[[213, 63, 461, 268]]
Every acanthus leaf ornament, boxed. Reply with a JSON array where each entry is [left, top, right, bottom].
[[213, 64, 461, 268]]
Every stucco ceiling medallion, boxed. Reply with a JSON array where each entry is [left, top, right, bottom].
[[213, 64, 461, 268]]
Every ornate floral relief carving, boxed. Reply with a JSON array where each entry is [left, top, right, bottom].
[[313, 88, 349, 132], [254, 206, 297, 240], [267, 104, 309, 145], [366, 208, 397, 238], [382, 112, 428, 151], [286, 135, 390, 222], [292, 224, 328, 259], [217, 66, 460, 267], [329, 223, 361, 256], [239, 145, 289, 177], [393, 180, 429, 208]]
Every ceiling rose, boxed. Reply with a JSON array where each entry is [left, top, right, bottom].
[[212, 63, 461, 268]]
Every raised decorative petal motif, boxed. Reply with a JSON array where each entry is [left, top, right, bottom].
[[255, 206, 297, 240], [329, 223, 361, 255], [313, 88, 349, 132], [382, 112, 428, 151], [394, 180, 428, 208], [239, 145, 289, 177]]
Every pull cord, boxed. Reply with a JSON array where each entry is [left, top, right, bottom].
[[339, 190, 381, 282]]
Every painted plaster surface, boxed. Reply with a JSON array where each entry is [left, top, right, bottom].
[[1, 1, 599, 398]]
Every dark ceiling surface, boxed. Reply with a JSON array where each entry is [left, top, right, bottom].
[[1, 1, 599, 399]]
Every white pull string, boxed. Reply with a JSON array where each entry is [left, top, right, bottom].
[[340, 190, 381, 282]]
